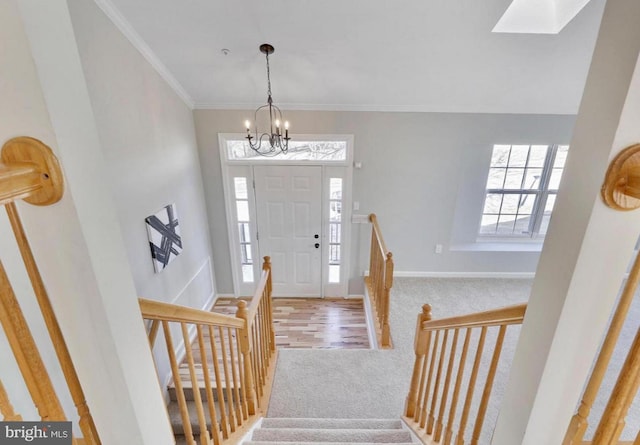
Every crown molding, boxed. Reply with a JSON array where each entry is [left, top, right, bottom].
[[92, 0, 195, 109]]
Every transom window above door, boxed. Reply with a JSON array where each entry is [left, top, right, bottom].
[[226, 140, 347, 162]]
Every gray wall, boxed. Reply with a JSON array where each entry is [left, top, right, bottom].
[[194, 110, 575, 294], [68, 0, 215, 309]]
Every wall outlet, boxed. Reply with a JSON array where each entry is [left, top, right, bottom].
[[435, 244, 443, 254]]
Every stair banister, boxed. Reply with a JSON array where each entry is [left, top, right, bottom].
[[140, 256, 277, 445], [403, 302, 526, 445]]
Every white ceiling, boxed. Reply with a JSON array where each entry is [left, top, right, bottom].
[[99, 0, 605, 114]]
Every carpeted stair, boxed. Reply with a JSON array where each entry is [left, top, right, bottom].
[[243, 418, 415, 444]]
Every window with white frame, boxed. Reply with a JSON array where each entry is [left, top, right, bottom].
[[479, 144, 568, 239], [328, 178, 343, 283], [233, 177, 254, 282]]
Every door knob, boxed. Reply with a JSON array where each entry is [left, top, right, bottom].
[[315, 243, 320, 248]]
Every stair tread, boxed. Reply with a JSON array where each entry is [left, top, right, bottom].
[[244, 440, 416, 445], [261, 418, 403, 430], [251, 427, 412, 443]]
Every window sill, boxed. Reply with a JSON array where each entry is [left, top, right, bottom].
[[451, 240, 543, 252]]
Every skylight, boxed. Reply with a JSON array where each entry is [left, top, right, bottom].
[[493, 0, 593, 34]]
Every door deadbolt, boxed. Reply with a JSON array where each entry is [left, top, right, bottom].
[[314, 234, 319, 239]]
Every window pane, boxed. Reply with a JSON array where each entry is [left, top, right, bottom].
[[523, 168, 543, 190], [227, 139, 347, 161], [509, 145, 529, 167], [486, 168, 506, 189], [234, 177, 248, 199], [479, 215, 499, 234], [528, 145, 548, 167], [496, 215, 516, 234], [483, 193, 503, 214], [330, 178, 343, 199], [242, 264, 254, 283], [501, 194, 520, 214], [491, 145, 511, 167], [236, 200, 250, 221], [554, 145, 569, 169], [549, 168, 564, 190], [504, 168, 525, 189], [330, 245, 341, 264], [238, 222, 251, 243], [545, 193, 557, 212], [518, 193, 536, 214], [329, 265, 340, 283], [514, 215, 532, 235], [330, 223, 341, 243]]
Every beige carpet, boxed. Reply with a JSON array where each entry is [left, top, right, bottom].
[[266, 277, 640, 443]]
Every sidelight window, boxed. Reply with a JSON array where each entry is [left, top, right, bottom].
[[328, 178, 343, 283], [234, 177, 254, 282]]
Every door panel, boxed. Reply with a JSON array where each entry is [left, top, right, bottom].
[[254, 165, 322, 296]]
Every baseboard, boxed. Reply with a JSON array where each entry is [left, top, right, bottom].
[[393, 271, 535, 279], [364, 269, 535, 279]]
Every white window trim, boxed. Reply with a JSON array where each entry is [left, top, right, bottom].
[[477, 144, 565, 242], [218, 133, 354, 297]]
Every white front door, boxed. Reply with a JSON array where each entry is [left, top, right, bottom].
[[254, 165, 323, 296]]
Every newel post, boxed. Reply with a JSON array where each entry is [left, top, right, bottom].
[[235, 301, 257, 415], [405, 304, 432, 417], [263, 256, 276, 351]]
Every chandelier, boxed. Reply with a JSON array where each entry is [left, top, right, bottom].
[[244, 44, 290, 156]]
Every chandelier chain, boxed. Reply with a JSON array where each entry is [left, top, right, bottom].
[[266, 51, 272, 98]]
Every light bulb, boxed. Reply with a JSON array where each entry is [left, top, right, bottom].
[[244, 120, 251, 130], [284, 121, 290, 130], [275, 119, 281, 128]]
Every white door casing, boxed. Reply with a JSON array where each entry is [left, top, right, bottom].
[[254, 165, 322, 296]]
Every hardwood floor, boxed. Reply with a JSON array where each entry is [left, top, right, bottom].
[[213, 297, 370, 349]]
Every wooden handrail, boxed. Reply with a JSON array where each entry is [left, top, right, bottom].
[[139, 298, 245, 329], [422, 303, 527, 331], [404, 302, 526, 445], [0, 379, 22, 421], [245, 269, 270, 322], [369, 213, 389, 255]]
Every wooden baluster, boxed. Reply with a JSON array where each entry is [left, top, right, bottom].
[[263, 257, 276, 350], [406, 305, 432, 418], [208, 326, 229, 438], [592, 325, 640, 444], [252, 324, 265, 393], [420, 330, 441, 429], [234, 327, 249, 420], [381, 252, 393, 348], [0, 261, 66, 422], [227, 327, 243, 425], [564, 249, 640, 444], [455, 327, 487, 445], [162, 321, 195, 445], [0, 379, 22, 421], [181, 323, 211, 445], [471, 325, 506, 445], [236, 302, 257, 415], [635, 424, 640, 445], [445, 328, 472, 445], [148, 320, 160, 349], [428, 330, 449, 434], [435, 328, 460, 441], [414, 345, 431, 423], [6, 203, 100, 444], [196, 326, 221, 445], [218, 326, 237, 431], [369, 216, 377, 298]]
